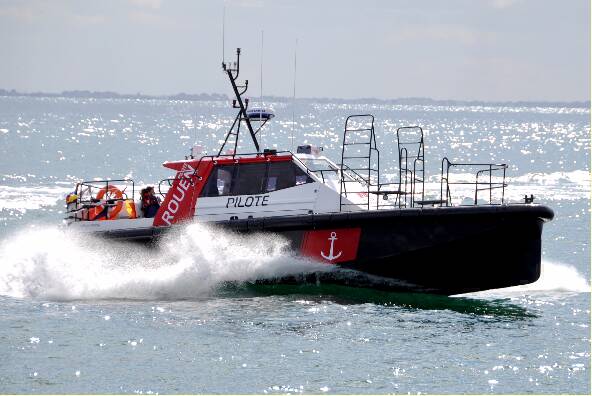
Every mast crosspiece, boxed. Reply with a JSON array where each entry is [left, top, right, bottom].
[[219, 48, 260, 156]]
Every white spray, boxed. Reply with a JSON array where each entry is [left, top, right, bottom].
[[0, 224, 329, 300]]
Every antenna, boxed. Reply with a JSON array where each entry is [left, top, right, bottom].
[[291, 38, 298, 151], [260, 30, 264, 148], [221, 4, 226, 64], [260, 30, 264, 100], [219, 48, 261, 155]]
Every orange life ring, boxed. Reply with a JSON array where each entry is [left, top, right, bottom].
[[88, 185, 124, 221]]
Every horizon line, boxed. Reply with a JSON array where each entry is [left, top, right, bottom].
[[0, 88, 589, 107]]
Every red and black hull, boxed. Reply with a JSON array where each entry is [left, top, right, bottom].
[[98, 205, 554, 295]]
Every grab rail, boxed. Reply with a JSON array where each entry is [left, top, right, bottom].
[[67, 178, 135, 221], [440, 157, 507, 206]]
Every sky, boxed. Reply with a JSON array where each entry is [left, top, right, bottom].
[[0, 0, 589, 101]]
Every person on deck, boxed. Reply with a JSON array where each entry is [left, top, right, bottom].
[[141, 186, 161, 218]]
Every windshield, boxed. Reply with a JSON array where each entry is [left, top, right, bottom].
[[299, 158, 343, 184], [299, 158, 361, 185], [300, 158, 338, 172]]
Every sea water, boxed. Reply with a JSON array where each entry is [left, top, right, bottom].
[[0, 96, 589, 393]]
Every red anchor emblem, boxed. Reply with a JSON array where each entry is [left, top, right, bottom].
[[300, 228, 361, 264]]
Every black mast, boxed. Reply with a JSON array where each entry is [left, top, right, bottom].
[[218, 48, 260, 155]]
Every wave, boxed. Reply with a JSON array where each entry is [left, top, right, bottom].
[[382, 169, 590, 202], [0, 185, 71, 212], [505, 170, 590, 201], [509, 170, 590, 186], [0, 224, 328, 300]]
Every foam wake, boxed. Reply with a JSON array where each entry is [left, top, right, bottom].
[[463, 260, 590, 298], [0, 224, 329, 300]]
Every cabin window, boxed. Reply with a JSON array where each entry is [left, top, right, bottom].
[[233, 163, 268, 195], [266, 161, 313, 192], [201, 161, 313, 197], [202, 165, 238, 197]]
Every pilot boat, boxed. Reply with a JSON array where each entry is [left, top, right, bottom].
[[64, 48, 554, 295]]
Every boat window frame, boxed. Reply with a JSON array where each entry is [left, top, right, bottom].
[[298, 157, 355, 184], [199, 159, 314, 198]]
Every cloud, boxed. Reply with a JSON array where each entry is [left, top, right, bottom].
[[0, 2, 106, 25], [389, 24, 497, 47], [128, 10, 182, 29], [0, 3, 40, 23], [70, 13, 107, 26], [489, 0, 519, 9], [129, 0, 162, 9], [225, 0, 265, 8]]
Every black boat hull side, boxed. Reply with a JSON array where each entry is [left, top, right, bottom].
[[346, 211, 545, 294], [89, 205, 554, 295], [260, 205, 549, 295]]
